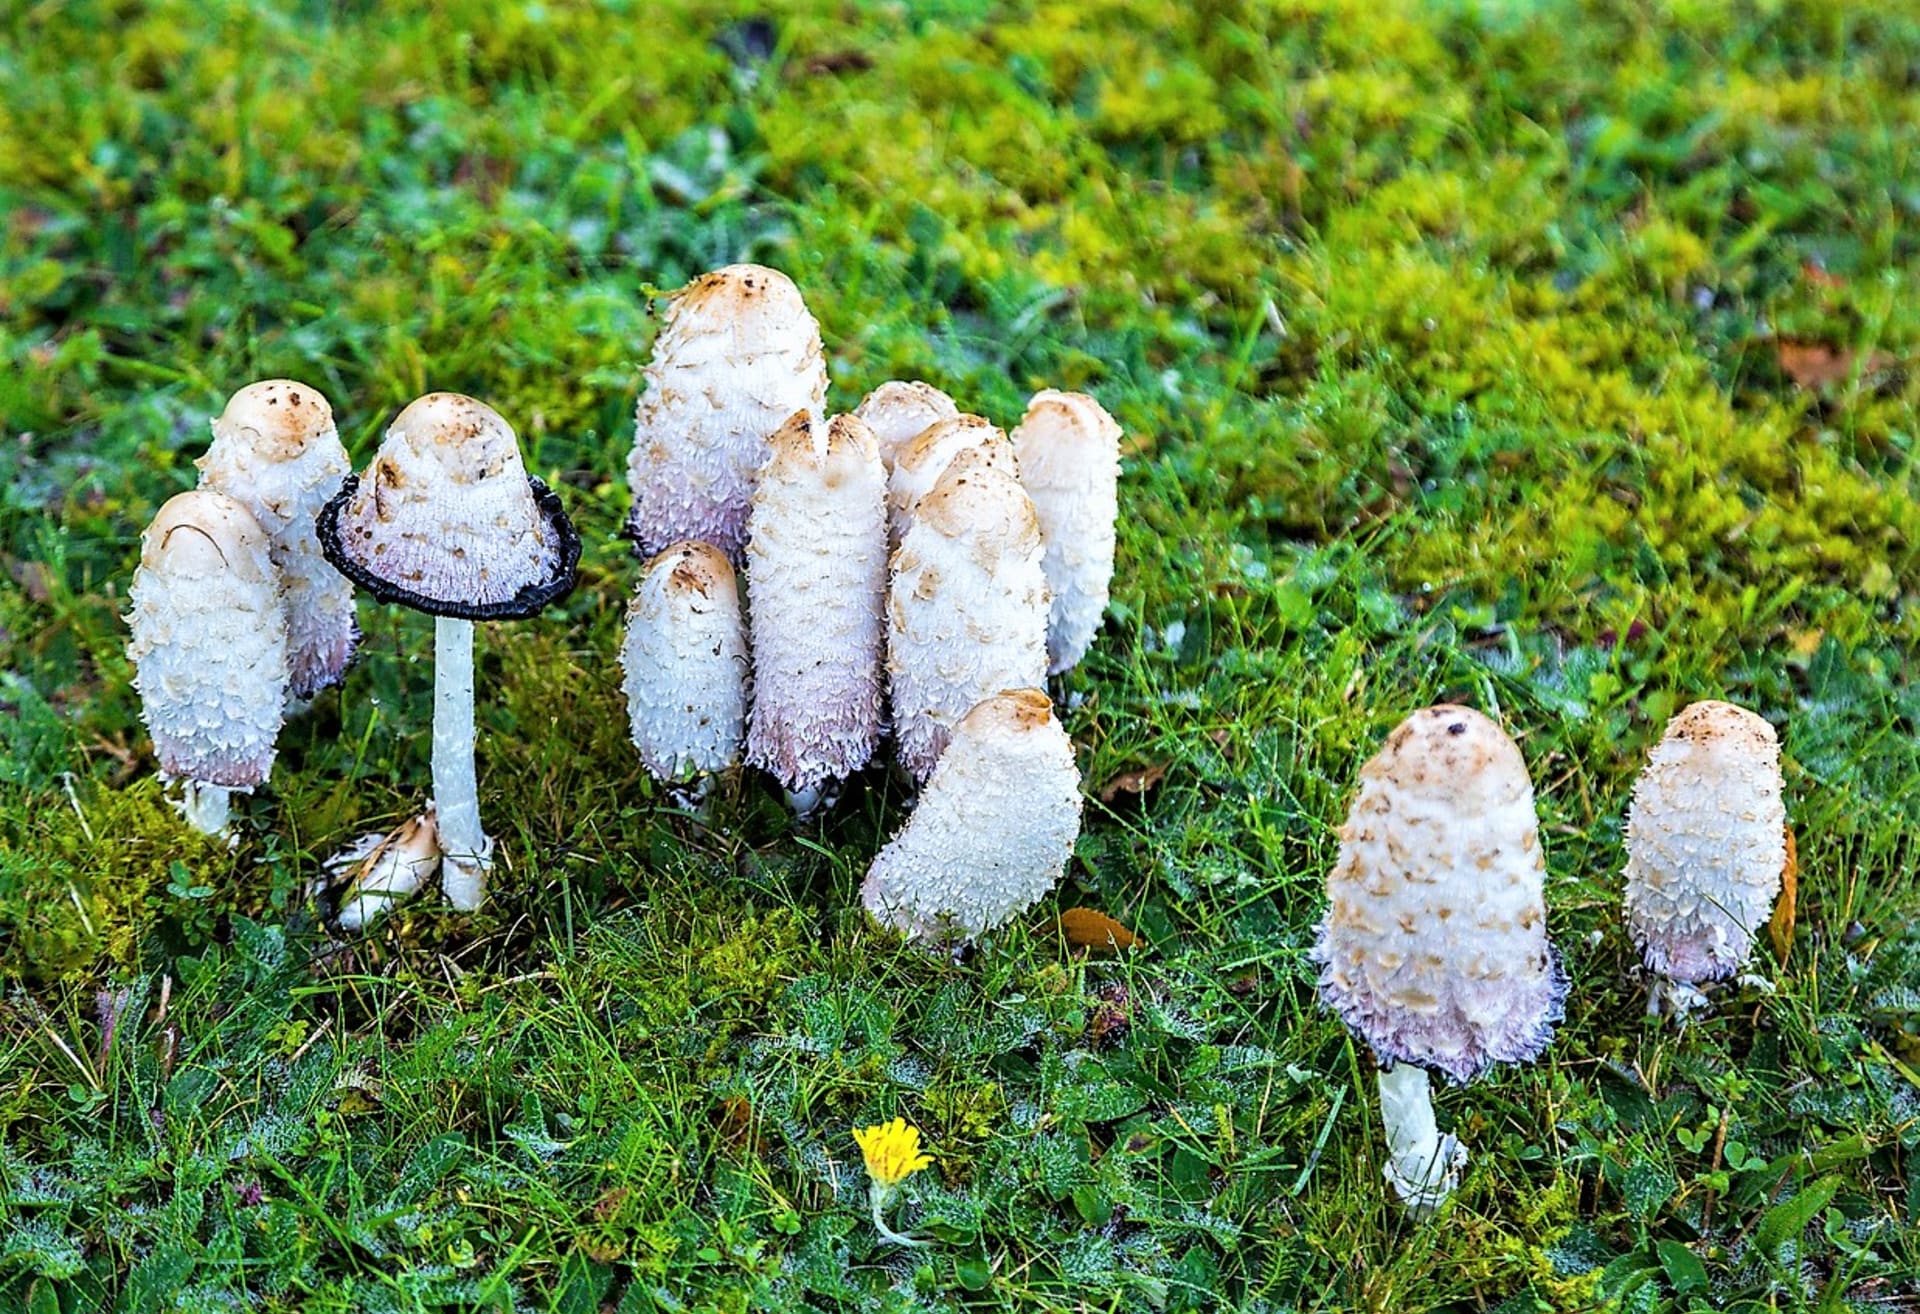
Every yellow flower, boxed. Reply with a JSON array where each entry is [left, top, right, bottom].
[[853, 1118, 932, 1188]]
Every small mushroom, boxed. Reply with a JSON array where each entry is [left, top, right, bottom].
[[887, 460, 1050, 783], [854, 380, 959, 473], [317, 393, 580, 912], [125, 490, 291, 833], [1011, 390, 1121, 676], [625, 264, 827, 561], [885, 415, 1015, 547], [620, 541, 749, 790], [196, 379, 359, 699], [328, 809, 441, 932], [745, 412, 888, 809], [1312, 705, 1566, 1217], [862, 689, 1083, 942], [1623, 700, 1787, 1017]]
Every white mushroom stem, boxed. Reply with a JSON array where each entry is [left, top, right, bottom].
[[433, 617, 492, 909], [177, 781, 232, 835], [1376, 1064, 1466, 1219]]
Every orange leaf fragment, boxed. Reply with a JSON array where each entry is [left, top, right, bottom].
[[1776, 340, 1897, 390], [1059, 907, 1140, 953], [1097, 762, 1167, 804], [1769, 825, 1798, 965]]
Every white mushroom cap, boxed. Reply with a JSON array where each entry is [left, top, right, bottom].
[[625, 264, 828, 561], [1011, 390, 1121, 676], [887, 460, 1050, 782], [125, 490, 290, 788], [862, 689, 1083, 942], [745, 412, 889, 792], [1312, 705, 1565, 1085], [318, 393, 579, 619], [1624, 700, 1787, 985], [197, 379, 359, 698], [885, 415, 1015, 546], [854, 380, 960, 472], [621, 541, 749, 782]]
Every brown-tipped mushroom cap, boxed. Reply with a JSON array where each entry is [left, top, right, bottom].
[[318, 392, 580, 620], [203, 380, 337, 468], [855, 380, 961, 471], [1312, 705, 1566, 1084]]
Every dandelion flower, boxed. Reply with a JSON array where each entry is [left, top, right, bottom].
[[853, 1118, 932, 1245]]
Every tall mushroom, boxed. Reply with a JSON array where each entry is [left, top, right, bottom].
[[317, 393, 580, 912], [1312, 705, 1565, 1217], [126, 490, 290, 833], [863, 689, 1082, 943], [625, 264, 827, 561], [1623, 700, 1787, 1017], [887, 461, 1050, 782], [854, 380, 959, 473], [1010, 390, 1121, 676], [196, 379, 358, 699], [885, 415, 1014, 547], [620, 540, 749, 791], [745, 412, 889, 810]]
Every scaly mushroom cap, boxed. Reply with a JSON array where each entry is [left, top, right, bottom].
[[621, 541, 749, 782], [1011, 390, 1121, 676], [886, 415, 1015, 546], [745, 413, 889, 791], [862, 689, 1083, 941], [1624, 700, 1787, 985], [126, 490, 290, 788], [197, 379, 359, 698], [625, 264, 828, 561], [317, 392, 580, 620], [1312, 705, 1566, 1085], [854, 380, 960, 473], [887, 461, 1050, 782]]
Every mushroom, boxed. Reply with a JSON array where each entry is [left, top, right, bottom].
[[1623, 700, 1787, 1017], [887, 460, 1050, 782], [620, 540, 749, 792], [317, 392, 581, 912], [195, 379, 359, 699], [854, 380, 959, 473], [625, 264, 827, 561], [1010, 390, 1121, 676], [125, 490, 291, 833], [327, 809, 441, 932], [885, 415, 1015, 547], [862, 689, 1082, 942], [1311, 705, 1566, 1217], [745, 412, 888, 810]]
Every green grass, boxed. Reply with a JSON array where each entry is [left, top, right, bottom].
[[3, 0, 1919, 1308]]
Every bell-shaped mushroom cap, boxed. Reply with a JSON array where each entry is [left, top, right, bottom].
[[621, 541, 749, 782], [886, 415, 1015, 546], [317, 392, 580, 620], [625, 264, 828, 561], [1011, 390, 1121, 676], [863, 689, 1083, 941], [745, 412, 889, 791], [1624, 700, 1787, 985], [125, 490, 290, 788], [854, 380, 960, 472], [197, 379, 359, 698], [1312, 705, 1566, 1085], [887, 461, 1050, 782]]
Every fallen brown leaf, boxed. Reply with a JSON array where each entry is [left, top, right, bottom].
[[1059, 907, 1139, 953], [1776, 340, 1897, 390], [1097, 762, 1166, 804], [1770, 825, 1797, 964]]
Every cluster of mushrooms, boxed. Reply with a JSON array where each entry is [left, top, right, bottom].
[[125, 264, 1796, 1220]]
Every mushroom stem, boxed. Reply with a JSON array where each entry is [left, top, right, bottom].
[[433, 617, 492, 910], [1376, 1063, 1466, 1219], [177, 782, 232, 835]]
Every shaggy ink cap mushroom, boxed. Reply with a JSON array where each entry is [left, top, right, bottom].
[[1010, 390, 1122, 676], [621, 540, 750, 786], [318, 392, 580, 619], [1624, 700, 1787, 1011], [885, 415, 1015, 546], [126, 489, 291, 832], [854, 380, 960, 472], [197, 379, 358, 698], [1311, 704, 1566, 1216]]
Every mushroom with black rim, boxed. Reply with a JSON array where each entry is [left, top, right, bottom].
[[317, 392, 580, 913]]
